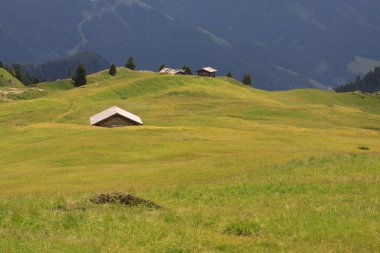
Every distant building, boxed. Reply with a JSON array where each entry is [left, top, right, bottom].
[[197, 67, 217, 78], [90, 106, 143, 127], [160, 68, 188, 75]]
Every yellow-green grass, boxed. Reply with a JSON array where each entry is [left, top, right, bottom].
[[0, 68, 379, 252]]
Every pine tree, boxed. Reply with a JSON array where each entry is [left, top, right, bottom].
[[109, 64, 117, 76], [226, 72, 232, 78], [126, 57, 136, 70], [72, 64, 87, 87], [183, 65, 192, 74], [0, 61, 3, 68], [159, 64, 166, 71], [242, 74, 252, 85]]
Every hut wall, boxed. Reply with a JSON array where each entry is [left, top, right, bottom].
[[198, 70, 210, 77], [197, 70, 215, 77], [96, 115, 138, 127]]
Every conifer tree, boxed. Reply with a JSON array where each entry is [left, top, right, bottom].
[[159, 64, 165, 71], [126, 57, 136, 70], [0, 61, 3, 68], [242, 74, 252, 85], [183, 65, 192, 74], [226, 72, 232, 78], [72, 64, 87, 87], [109, 64, 117, 76]]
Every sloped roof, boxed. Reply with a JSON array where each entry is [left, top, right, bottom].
[[160, 67, 186, 75], [198, 67, 218, 73], [90, 106, 143, 125]]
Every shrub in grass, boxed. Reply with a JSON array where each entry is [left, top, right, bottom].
[[224, 221, 261, 236], [358, 146, 370, 150], [90, 192, 161, 209]]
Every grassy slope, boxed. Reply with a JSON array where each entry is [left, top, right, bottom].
[[0, 68, 24, 87], [0, 68, 379, 252]]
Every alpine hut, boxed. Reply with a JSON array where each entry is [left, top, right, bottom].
[[197, 67, 217, 78], [90, 106, 143, 127]]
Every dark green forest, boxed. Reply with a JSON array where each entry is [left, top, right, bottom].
[[1, 52, 108, 85], [335, 66, 380, 93], [2, 0, 380, 90]]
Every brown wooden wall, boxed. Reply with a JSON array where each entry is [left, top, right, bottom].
[[197, 70, 216, 78]]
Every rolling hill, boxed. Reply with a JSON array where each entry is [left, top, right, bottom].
[[1, 0, 380, 89], [0, 69, 379, 252], [0, 67, 24, 87]]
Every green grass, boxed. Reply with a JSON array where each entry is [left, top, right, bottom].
[[36, 78, 75, 91], [0, 68, 379, 252]]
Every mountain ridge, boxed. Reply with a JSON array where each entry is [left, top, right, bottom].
[[1, 0, 380, 90]]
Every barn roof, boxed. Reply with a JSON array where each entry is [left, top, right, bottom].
[[198, 67, 218, 73], [160, 67, 186, 75], [90, 106, 143, 126]]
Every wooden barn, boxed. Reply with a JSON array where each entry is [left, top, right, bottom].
[[197, 67, 217, 78], [90, 106, 143, 128], [160, 68, 188, 75]]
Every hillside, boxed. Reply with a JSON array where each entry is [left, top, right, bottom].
[[0, 70, 379, 252], [0, 67, 24, 87], [1, 0, 380, 89]]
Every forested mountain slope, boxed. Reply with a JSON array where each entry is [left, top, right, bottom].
[[1, 0, 380, 90], [336, 66, 380, 93]]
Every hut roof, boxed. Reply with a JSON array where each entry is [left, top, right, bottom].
[[198, 67, 218, 73], [160, 68, 186, 75], [90, 106, 143, 126]]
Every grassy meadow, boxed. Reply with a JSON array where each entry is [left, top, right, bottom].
[[0, 68, 379, 252]]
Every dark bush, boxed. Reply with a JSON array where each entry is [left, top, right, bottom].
[[90, 192, 160, 209]]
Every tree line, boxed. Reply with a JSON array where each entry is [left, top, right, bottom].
[[335, 66, 380, 93], [1, 56, 254, 88], [0, 62, 39, 85]]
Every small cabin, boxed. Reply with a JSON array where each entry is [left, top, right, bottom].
[[160, 68, 188, 75], [197, 67, 217, 78], [90, 106, 143, 128]]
